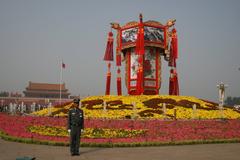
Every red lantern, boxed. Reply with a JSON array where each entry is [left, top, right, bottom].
[[103, 14, 180, 96]]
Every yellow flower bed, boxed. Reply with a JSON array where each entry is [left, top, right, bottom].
[[28, 125, 146, 138], [32, 95, 240, 119]]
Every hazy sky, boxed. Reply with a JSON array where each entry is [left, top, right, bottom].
[[0, 0, 240, 102]]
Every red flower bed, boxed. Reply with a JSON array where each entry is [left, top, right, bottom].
[[0, 113, 240, 145]]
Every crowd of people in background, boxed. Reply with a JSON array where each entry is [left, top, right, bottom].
[[0, 103, 48, 115]]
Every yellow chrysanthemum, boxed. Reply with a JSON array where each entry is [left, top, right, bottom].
[[32, 95, 240, 120]]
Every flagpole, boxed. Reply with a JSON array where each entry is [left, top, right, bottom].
[[60, 60, 63, 105]]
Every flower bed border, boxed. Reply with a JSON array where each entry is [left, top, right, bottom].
[[1, 130, 240, 147], [1, 112, 240, 147]]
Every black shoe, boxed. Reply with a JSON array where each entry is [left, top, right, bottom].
[[71, 153, 75, 156], [75, 153, 80, 156]]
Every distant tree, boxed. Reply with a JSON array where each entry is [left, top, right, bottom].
[[0, 91, 9, 97], [225, 96, 240, 106]]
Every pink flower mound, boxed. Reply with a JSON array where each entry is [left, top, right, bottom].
[[0, 113, 240, 144]]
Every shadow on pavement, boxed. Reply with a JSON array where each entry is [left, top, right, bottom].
[[80, 148, 105, 155]]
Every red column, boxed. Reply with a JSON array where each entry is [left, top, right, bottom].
[[136, 14, 145, 95], [136, 55, 144, 95]]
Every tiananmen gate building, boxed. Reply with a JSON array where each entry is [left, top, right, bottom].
[[23, 81, 70, 98]]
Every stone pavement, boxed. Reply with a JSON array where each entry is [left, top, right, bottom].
[[1, 138, 240, 160]]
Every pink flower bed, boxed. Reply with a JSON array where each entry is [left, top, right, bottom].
[[0, 113, 240, 144]]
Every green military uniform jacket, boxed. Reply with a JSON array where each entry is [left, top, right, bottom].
[[68, 108, 84, 130]]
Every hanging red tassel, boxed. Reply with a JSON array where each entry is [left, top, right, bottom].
[[169, 45, 176, 67], [169, 69, 174, 95], [169, 28, 178, 67], [136, 14, 144, 55], [116, 48, 121, 66], [174, 70, 179, 95], [103, 32, 114, 61], [117, 68, 122, 95], [103, 31, 114, 95], [172, 28, 178, 59], [105, 72, 111, 95], [169, 68, 179, 95], [105, 63, 111, 95]]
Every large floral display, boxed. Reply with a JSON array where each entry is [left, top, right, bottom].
[[1, 95, 240, 146], [32, 95, 240, 119]]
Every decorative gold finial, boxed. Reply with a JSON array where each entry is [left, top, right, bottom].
[[166, 19, 176, 27], [110, 22, 120, 29]]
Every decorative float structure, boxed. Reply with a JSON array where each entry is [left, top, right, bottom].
[[103, 14, 179, 95], [2, 14, 240, 148]]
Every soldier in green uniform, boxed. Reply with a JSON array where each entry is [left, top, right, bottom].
[[67, 98, 84, 156]]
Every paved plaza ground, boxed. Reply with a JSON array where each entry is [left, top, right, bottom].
[[1, 138, 240, 160]]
